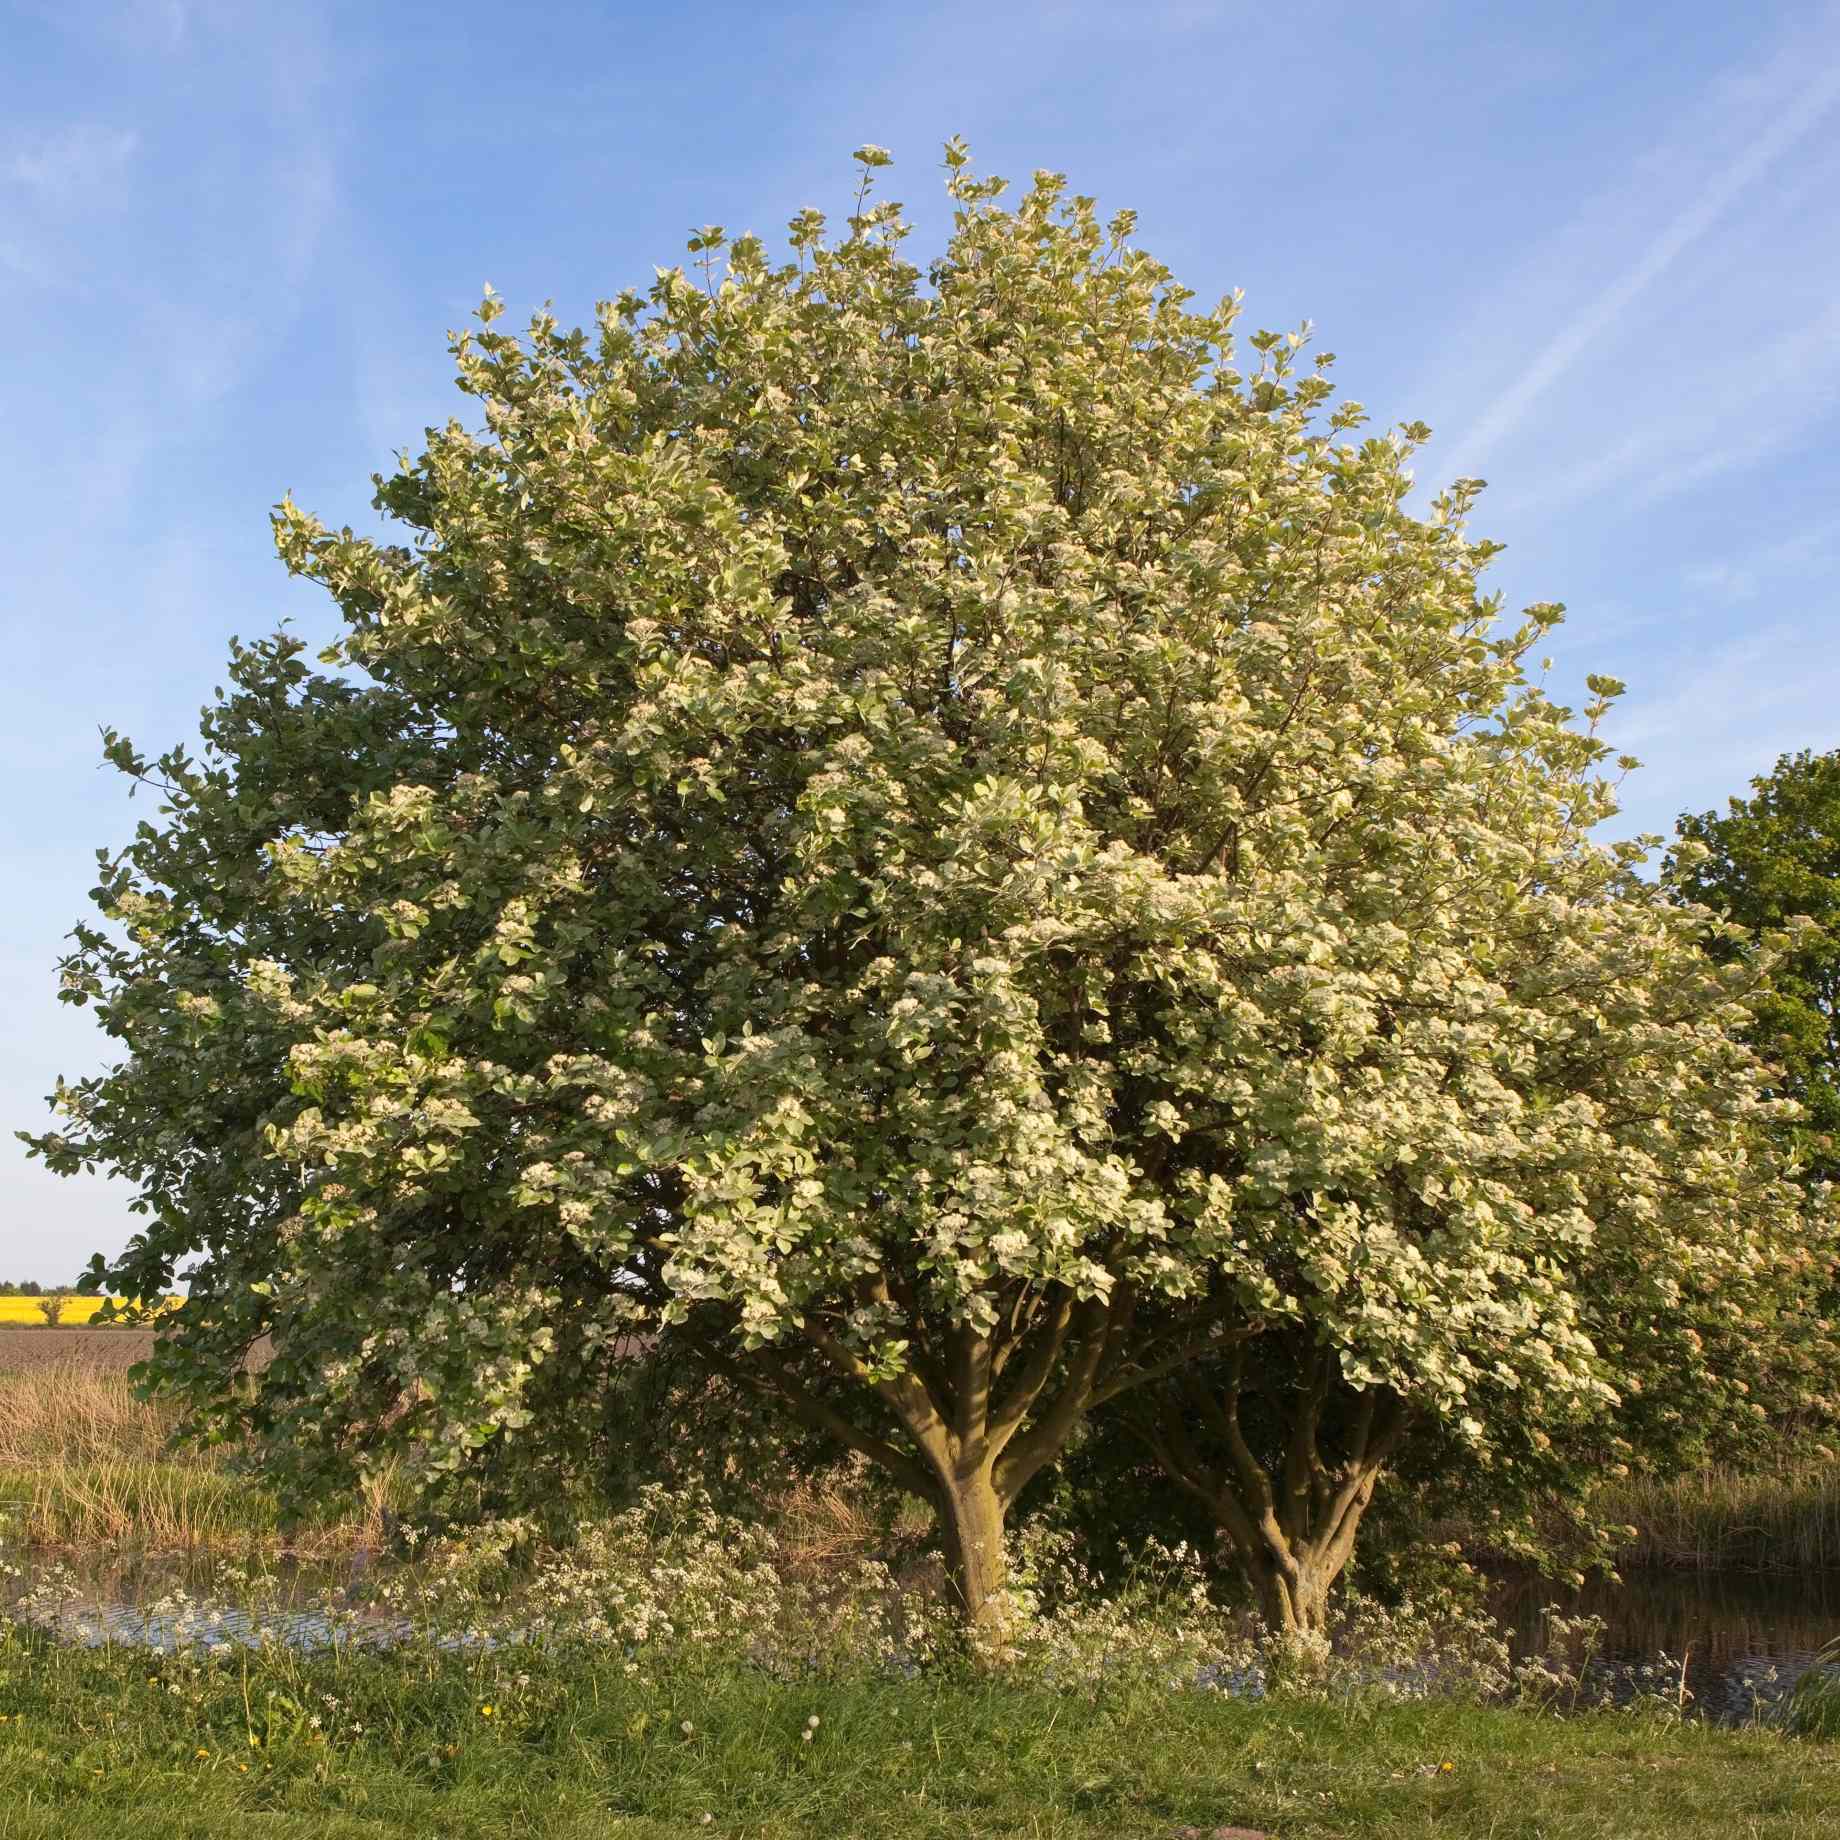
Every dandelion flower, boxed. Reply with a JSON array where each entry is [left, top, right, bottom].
[[480, 1705, 495, 1718], [195, 1748, 210, 1760]]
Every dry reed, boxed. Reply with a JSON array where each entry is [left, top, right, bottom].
[[0, 1359, 389, 1554], [773, 1468, 934, 1557], [1599, 1459, 1840, 1573]]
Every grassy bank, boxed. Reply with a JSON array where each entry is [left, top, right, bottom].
[[2, 1631, 1836, 1839]]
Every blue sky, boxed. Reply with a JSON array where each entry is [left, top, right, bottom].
[[4, 0, 1839, 1282]]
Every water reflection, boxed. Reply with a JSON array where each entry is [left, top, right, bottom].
[[2, 1546, 397, 1652], [5, 1539, 1836, 1722], [1490, 1567, 1840, 1723]]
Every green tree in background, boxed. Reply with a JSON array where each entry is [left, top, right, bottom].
[[1664, 748, 1840, 1449], [1668, 749, 1840, 1184], [24, 144, 1832, 1635]]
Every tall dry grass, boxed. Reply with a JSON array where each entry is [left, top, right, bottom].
[[766, 1464, 936, 1579], [0, 1359, 389, 1554], [7, 1355, 1834, 1578], [1597, 1458, 1840, 1574], [0, 1363, 899, 1566]]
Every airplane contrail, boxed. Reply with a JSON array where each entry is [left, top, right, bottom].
[[1444, 47, 1840, 481]]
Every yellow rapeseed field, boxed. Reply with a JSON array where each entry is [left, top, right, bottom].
[[0, 1295, 177, 1324]]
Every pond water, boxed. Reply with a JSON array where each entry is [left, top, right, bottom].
[[1488, 1565, 1839, 1724], [2, 1547, 399, 1654], [5, 1540, 1834, 1723]]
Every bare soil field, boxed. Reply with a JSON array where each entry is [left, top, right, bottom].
[[0, 1329, 274, 1375], [0, 1328, 157, 1371]]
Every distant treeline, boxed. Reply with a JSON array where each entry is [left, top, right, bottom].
[[0, 1280, 85, 1296]]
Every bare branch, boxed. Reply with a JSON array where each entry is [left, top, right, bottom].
[[991, 1294, 1114, 1498], [1089, 1303, 1249, 1406], [801, 1315, 949, 1463], [682, 1331, 934, 1499]]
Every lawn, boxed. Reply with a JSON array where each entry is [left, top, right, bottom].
[[3, 1633, 1838, 1840], [3, 1355, 1836, 1838]]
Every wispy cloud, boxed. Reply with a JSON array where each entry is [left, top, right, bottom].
[[0, 237, 55, 284], [16, 0, 189, 53], [133, 0, 189, 48], [1037, 0, 1231, 28], [1499, 292, 1840, 520], [1607, 614, 1840, 839], [1680, 522, 1840, 604], [5, 122, 139, 204], [1441, 34, 1840, 485]]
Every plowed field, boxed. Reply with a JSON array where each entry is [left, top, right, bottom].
[[0, 1327, 159, 1370]]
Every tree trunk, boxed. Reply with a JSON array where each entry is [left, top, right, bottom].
[[1140, 1369, 1407, 1643], [934, 1465, 1013, 1638], [1238, 1466, 1384, 1637], [737, 1284, 1127, 1640], [1249, 1544, 1339, 1637]]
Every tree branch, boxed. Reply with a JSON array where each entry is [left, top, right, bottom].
[[1088, 1304, 1248, 1406], [992, 1294, 1114, 1499], [982, 1289, 1075, 1457], [682, 1330, 934, 1499], [1282, 1349, 1335, 1540]]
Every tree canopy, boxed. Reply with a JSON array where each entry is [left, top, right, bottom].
[[1668, 748, 1840, 1185], [27, 144, 1832, 1631]]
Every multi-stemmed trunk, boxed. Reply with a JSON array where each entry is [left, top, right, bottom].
[[704, 1287, 1115, 1635], [1144, 1350, 1409, 1638], [700, 1277, 1236, 1638], [1239, 1493, 1375, 1637], [870, 1292, 1121, 1636]]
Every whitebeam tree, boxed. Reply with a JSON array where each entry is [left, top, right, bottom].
[[28, 143, 1825, 1632]]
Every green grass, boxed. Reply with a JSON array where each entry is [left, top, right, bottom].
[[0, 1457, 290, 1548], [2, 1632, 1836, 1839]]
